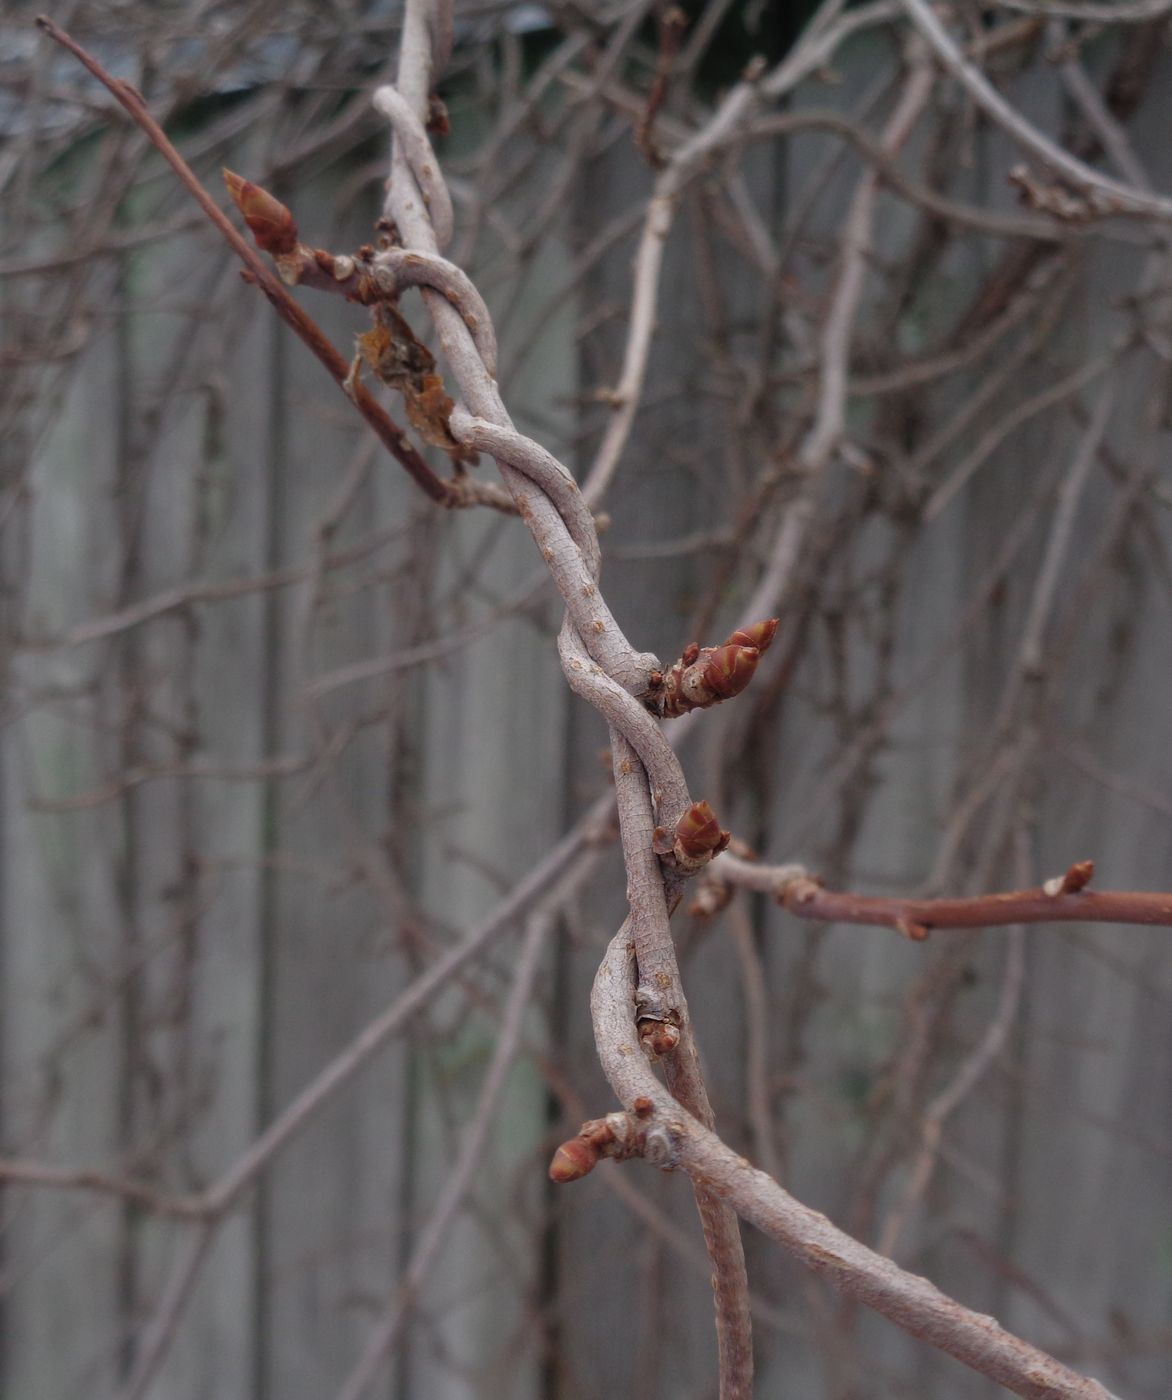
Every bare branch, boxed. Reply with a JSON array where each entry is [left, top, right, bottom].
[[716, 852, 1172, 939]]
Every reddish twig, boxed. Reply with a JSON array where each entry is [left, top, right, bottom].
[[34, 15, 455, 507], [783, 862, 1172, 939], [718, 855, 1172, 940], [634, 4, 687, 168]]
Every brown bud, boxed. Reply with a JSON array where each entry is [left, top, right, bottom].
[[1044, 859, 1096, 897], [673, 801, 727, 860], [549, 1136, 599, 1183], [223, 169, 299, 255], [726, 617, 779, 654], [701, 644, 760, 701], [1062, 859, 1094, 894], [632, 1096, 654, 1118], [426, 93, 451, 136], [641, 1022, 680, 1056], [680, 642, 701, 666]]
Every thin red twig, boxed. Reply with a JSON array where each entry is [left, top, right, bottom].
[[34, 14, 453, 506], [714, 855, 1172, 939], [782, 865, 1172, 940]]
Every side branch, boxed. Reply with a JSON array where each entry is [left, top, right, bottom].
[[35, 16, 454, 507], [714, 855, 1172, 939]]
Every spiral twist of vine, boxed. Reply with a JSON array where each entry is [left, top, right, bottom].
[[373, 2, 754, 1393]]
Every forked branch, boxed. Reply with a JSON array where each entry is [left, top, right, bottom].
[[34, 15, 468, 509]]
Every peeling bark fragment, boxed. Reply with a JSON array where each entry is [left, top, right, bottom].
[[356, 306, 477, 465]]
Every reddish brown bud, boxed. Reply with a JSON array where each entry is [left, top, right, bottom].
[[426, 93, 451, 136], [726, 617, 778, 654], [632, 1096, 654, 1118], [223, 169, 299, 255], [701, 644, 760, 701], [673, 801, 730, 860], [1043, 860, 1095, 896], [653, 624, 776, 718], [549, 1136, 600, 1183], [641, 1022, 680, 1056], [1062, 860, 1094, 893]]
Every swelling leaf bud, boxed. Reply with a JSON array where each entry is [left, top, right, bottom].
[[674, 800, 730, 861], [726, 617, 778, 654], [701, 643, 760, 701], [548, 1136, 599, 1183], [223, 169, 299, 256]]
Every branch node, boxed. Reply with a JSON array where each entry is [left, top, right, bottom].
[[642, 1124, 678, 1169], [650, 619, 778, 718], [548, 1110, 668, 1183], [897, 917, 931, 942], [688, 874, 734, 917], [781, 874, 822, 906]]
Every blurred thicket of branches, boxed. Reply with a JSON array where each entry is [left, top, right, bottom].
[[3, 2, 1172, 1397]]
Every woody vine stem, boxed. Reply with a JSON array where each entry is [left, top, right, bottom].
[[32, 3, 1172, 1398]]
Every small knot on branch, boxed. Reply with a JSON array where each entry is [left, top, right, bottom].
[[897, 917, 931, 942], [688, 836, 759, 916], [689, 875, 733, 918], [779, 873, 822, 907], [634, 983, 681, 1057], [1008, 164, 1122, 223]]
